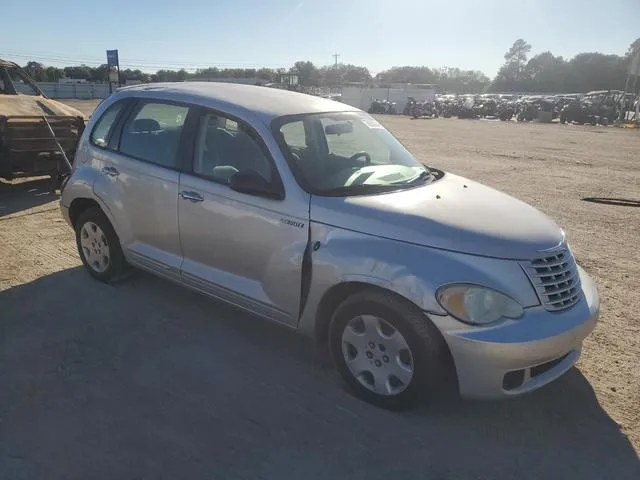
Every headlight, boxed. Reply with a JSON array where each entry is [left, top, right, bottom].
[[436, 284, 524, 325]]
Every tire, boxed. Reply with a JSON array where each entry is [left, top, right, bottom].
[[75, 207, 126, 283], [329, 290, 446, 409]]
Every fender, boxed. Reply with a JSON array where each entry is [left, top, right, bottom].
[[297, 222, 540, 339], [61, 163, 117, 229]]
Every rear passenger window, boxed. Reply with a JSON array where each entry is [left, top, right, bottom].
[[90, 102, 125, 148], [119, 102, 189, 168]]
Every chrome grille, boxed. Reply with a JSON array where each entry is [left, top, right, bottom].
[[522, 249, 581, 311]]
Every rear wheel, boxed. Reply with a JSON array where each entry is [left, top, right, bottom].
[[75, 207, 125, 282], [329, 290, 446, 409]]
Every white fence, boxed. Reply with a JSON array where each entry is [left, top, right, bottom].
[[30, 78, 264, 99], [40, 82, 111, 99], [340, 86, 437, 111], [19, 82, 113, 99], [21, 81, 438, 106]]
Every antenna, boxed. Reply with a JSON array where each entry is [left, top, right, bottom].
[[332, 52, 340, 67]]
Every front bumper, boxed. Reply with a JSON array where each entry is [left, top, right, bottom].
[[430, 265, 599, 399]]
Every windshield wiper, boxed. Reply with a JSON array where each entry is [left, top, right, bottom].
[[392, 169, 432, 186], [318, 184, 409, 197], [415, 169, 433, 182]]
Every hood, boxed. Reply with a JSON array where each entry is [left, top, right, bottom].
[[0, 95, 84, 118], [310, 172, 564, 260]]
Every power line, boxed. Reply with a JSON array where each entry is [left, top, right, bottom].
[[1, 49, 288, 70]]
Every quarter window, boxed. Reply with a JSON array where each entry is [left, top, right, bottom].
[[193, 113, 273, 184], [280, 121, 306, 148], [119, 102, 189, 168], [90, 102, 125, 148]]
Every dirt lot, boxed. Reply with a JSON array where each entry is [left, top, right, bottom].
[[1, 99, 638, 479]]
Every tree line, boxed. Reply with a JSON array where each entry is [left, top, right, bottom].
[[19, 37, 639, 94], [489, 37, 640, 93]]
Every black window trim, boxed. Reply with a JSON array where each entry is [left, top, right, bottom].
[[183, 106, 285, 200], [113, 98, 195, 172]]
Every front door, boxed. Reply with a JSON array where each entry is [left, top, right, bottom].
[[178, 112, 309, 326], [93, 100, 190, 278]]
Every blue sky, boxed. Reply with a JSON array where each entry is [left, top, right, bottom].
[[1, 0, 638, 77]]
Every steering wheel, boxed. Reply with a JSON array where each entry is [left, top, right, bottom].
[[349, 151, 371, 166]]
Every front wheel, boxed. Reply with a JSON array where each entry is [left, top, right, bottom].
[[75, 207, 126, 282], [329, 290, 446, 409]]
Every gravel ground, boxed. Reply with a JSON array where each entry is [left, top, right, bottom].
[[0, 100, 638, 479]]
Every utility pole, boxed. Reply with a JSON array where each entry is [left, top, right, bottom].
[[332, 53, 340, 68]]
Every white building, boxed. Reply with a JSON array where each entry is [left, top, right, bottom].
[[339, 83, 438, 110]]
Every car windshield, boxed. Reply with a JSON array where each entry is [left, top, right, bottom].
[[0, 65, 40, 96], [276, 112, 431, 196]]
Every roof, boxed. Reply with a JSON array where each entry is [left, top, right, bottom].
[[117, 82, 359, 124]]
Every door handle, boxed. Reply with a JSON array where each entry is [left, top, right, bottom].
[[179, 190, 204, 203], [101, 166, 119, 177]]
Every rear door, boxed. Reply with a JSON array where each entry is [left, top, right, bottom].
[[93, 99, 191, 279]]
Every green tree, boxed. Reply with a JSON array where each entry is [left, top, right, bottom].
[[489, 39, 532, 92], [319, 65, 342, 86], [63, 65, 92, 80], [342, 64, 371, 83], [23, 61, 45, 81], [626, 37, 640, 57], [505, 39, 531, 81], [44, 66, 63, 82], [566, 53, 626, 92], [89, 64, 109, 82], [291, 61, 319, 86], [524, 52, 568, 92], [256, 67, 276, 82], [434, 67, 490, 93], [375, 66, 436, 84]]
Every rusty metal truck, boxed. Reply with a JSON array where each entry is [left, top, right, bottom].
[[0, 59, 85, 186]]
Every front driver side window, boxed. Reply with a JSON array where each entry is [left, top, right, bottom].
[[193, 113, 273, 184]]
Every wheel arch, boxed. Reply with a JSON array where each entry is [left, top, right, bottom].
[[313, 281, 441, 349], [314, 280, 457, 391], [69, 197, 102, 228]]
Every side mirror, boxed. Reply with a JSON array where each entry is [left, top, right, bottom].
[[228, 170, 282, 199]]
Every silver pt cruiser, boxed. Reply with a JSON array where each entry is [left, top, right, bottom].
[[60, 83, 599, 408]]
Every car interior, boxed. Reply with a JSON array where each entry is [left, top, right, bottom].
[[119, 108, 186, 168], [194, 114, 272, 184]]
